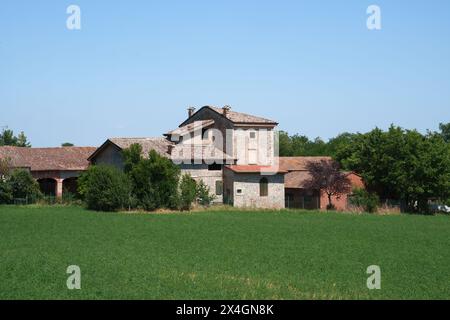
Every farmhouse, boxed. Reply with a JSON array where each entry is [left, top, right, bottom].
[[0, 106, 362, 209], [0, 146, 95, 198]]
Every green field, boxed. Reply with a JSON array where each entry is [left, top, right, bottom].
[[0, 205, 449, 300]]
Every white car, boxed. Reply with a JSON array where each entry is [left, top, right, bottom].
[[429, 204, 450, 213]]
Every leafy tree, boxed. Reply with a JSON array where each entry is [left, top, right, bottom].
[[278, 131, 293, 156], [278, 131, 355, 157], [0, 129, 31, 147], [304, 159, 352, 210], [78, 165, 131, 212], [0, 158, 13, 204], [439, 122, 450, 143], [122, 143, 143, 174], [8, 169, 42, 200], [16, 131, 31, 147], [196, 180, 216, 207], [179, 174, 197, 210], [336, 125, 450, 213], [61, 142, 74, 147], [127, 150, 180, 211], [0, 180, 13, 204]]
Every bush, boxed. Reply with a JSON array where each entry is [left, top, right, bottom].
[[349, 188, 380, 213], [0, 180, 13, 204], [78, 165, 131, 212], [127, 149, 180, 211], [196, 180, 216, 207], [8, 169, 42, 202], [179, 174, 197, 211]]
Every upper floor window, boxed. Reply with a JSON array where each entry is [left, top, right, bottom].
[[250, 131, 256, 139], [259, 177, 268, 197]]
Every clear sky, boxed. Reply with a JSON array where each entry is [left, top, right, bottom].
[[1, 0, 449, 147]]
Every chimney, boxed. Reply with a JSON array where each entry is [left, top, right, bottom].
[[222, 105, 231, 117], [188, 107, 196, 117]]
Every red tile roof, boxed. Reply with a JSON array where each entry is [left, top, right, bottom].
[[279, 156, 332, 171], [0, 146, 96, 171]]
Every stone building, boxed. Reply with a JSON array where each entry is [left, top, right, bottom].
[[1, 106, 363, 209], [0, 146, 96, 197], [90, 106, 287, 208]]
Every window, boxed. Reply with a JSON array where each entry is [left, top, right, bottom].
[[259, 177, 268, 197], [215, 180, 223, 196], [250, 131, 256, 139], [236, 189, 243, 195], [208, 163, 222, 171]]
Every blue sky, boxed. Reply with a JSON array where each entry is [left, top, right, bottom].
[[1, 0, 449, 147]]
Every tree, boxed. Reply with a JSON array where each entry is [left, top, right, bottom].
[[0, 129, 31, 147], [78, 165, 131, 212], [196, 180, 216, 207], [16, 131, 31, 147], [122, 143, 143, 174], [336, 125, 450, 213], [61, 142, 74, 147], [278, 131, 293, 156], [127, 149, 180, 211], [278, 131, 354, 157], [0, 179, 13, 204], [8, 169, 42, 201], [179, 174, 197, 210], [0, 158, 13, 204], [439, 122, 450, 143], [304, 159, 352, 210]]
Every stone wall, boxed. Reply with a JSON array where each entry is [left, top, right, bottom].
[[225, 170, 285, 209]]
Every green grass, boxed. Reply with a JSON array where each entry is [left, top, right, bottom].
[[0, 205, 449, 300]]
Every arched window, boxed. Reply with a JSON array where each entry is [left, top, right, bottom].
[[260, 177, 268, 197]]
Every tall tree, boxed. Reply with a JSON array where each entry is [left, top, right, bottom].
[[439, 122, 450, 143], [304, 159, 352, 209], [336, 125, 450, 212], [0, 129, 31, 147]]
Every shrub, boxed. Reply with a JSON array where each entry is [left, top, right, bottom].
[[179, 174, 197, 211], [0, 180, 13, 204], [78, 165, 131, 212], [349, 188, 380, 213], [8, 169, 42, 202], [127, 149, 180, 211], [196, 180, 216, 207]]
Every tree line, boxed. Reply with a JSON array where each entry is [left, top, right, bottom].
[[280, 122, 450, 213]]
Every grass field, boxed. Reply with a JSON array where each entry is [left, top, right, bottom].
[[0, 205, 449, 300]]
